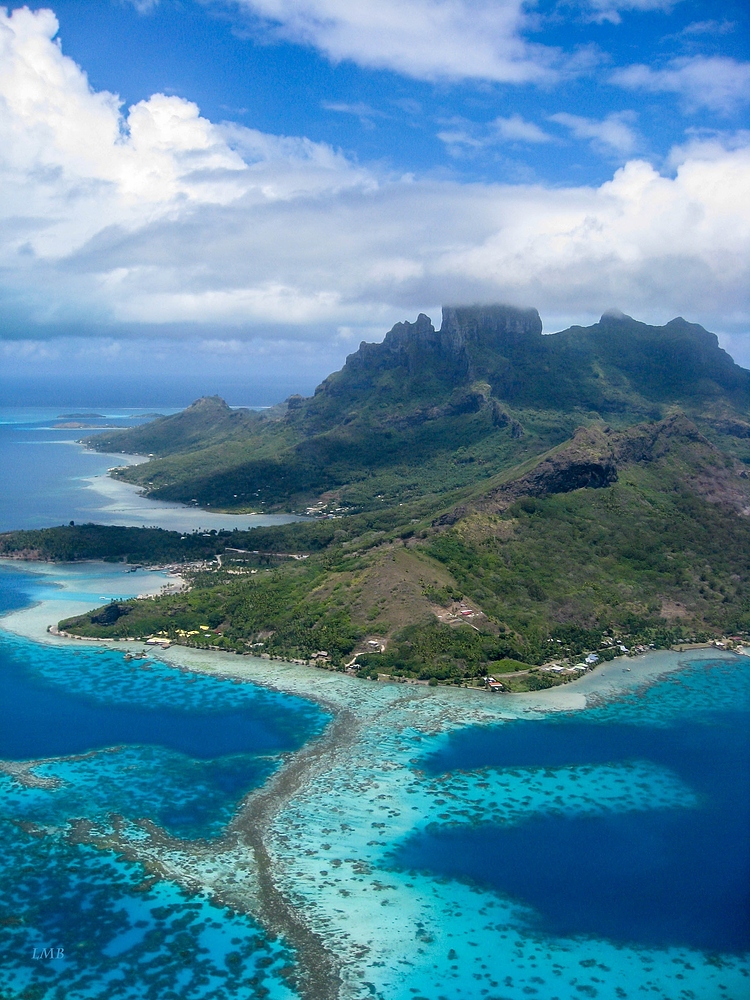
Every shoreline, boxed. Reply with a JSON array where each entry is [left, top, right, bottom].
[[0, 557, 185, 645], [1, 555, 738, 717], [83, 461, 307, 531]]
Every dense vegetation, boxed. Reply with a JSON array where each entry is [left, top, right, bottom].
[[6, 305, 750, 689], [0, 524, 226, 563], [53, 445, 742, 687]]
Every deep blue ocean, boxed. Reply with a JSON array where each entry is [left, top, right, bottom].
[[0, 564, 327, 998], [398, 664, 750, 957]]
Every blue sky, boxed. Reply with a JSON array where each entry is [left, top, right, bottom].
[[32, 0, 750, 186], [1, 0, 749, 404]]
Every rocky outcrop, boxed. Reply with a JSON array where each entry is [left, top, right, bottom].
[[612, 413, 708, 465], [90, 602, 131, 625], [342, 304, 543, 378], [439, 304, 543, 352], [433, 426, 618, 525], [434, 412, 750, 527], [343, 312, 441, 377], [483, 425, 619, 513], [712, 418, 750, 439], [384, 384, 492, 429]]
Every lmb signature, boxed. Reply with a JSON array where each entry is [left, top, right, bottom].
[[32, 947, 64, 960]]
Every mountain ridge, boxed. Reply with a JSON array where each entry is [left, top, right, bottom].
[[87, 304, 750, 516]]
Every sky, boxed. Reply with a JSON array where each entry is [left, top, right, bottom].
[[0, 0, 748, 405]]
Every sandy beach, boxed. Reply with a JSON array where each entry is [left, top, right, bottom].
[[0, 557, 182, 646]]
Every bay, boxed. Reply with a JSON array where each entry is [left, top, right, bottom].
[[0, 406, 301, 532]]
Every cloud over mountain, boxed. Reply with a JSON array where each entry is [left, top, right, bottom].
[[0, 5, 748, 343]]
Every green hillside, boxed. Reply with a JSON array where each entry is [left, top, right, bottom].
[[46, 406, 750, 687], [6, 303, 748, 689]]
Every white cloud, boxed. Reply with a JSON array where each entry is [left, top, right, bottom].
[[436, 122, 485, 153], [666, 128, 750, 170], [230, 0, 559, 83], [323, 101, 386, 117], [612, 56, 750, 113], [438, 114, 551, 154], [124, 0, 160, 12], [674, 19, 735, 38], [430, 149, 750, 321], [574, 0, 680, 26], [494, 114, 552, 144], [0, 6, 370, 263], [550, 111, 638, 154], [322, 101, 389, 128], [0, 6, 748, 343], [114, 285, 345, 326]]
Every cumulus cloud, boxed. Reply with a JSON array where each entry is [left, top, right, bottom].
[[230, 0, 559, 83], [612, 56, 750, 113], [550, 111, 638, 154], [665, 128, 750, 170], [0, 6, 370, 264], [0, 5, 748, 343]]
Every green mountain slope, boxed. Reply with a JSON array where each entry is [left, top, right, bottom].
[[49, 415, 750, 686], [87, 306, 750, 515], [92, 395, 267, 456]]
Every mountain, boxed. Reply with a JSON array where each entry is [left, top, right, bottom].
[[87, 305, 750, 515], [17, 303, 747, 689]]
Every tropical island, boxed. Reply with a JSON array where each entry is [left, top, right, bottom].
[[3, 304, 750, 689]]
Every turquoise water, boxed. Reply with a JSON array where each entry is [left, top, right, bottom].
[[403, 711, 750, 952], [0, 564, 325, 998], [0, 632, 322, 767], [1, 825, 298, 1000], [2, 551, 750, 997], [225, 650, 749, 999], [0, 629, 327, 838], [390, 656, 750, 988], [0, 407, 303, 532]]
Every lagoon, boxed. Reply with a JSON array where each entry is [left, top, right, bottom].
[[0, 562, 325, 999], [403, 708, 750, 953], [1, 550, 749, 998]]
